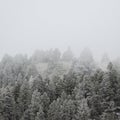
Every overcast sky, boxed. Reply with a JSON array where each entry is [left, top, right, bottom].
[[0, 0, 120, 59]]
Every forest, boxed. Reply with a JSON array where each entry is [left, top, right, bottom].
[[0, 48, 120, 120]]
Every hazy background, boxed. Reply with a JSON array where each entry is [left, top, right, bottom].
[[0, 0, 120, 60]]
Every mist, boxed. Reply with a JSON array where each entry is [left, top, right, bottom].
[[0, 0, 120, 59], [1, 1, 120, 119]]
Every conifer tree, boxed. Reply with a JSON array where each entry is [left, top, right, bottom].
[[3, 87, 15, 120], [35, 105, 45, 120]]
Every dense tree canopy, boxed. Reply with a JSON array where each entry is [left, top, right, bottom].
[[0, 48, 120, 120]]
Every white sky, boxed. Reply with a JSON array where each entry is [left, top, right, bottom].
[[0, 0, 120, 59]]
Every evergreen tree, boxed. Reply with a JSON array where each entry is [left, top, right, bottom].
[[48, 98, 62, 120], [31, 74, 46, 94], [75, 99, 90, 120], [40, 92, 50, 117], [2, 87, 15, 120], [62, 47, 74, 61], [18, 80, 31, 118], [35, 105, 45, 120]]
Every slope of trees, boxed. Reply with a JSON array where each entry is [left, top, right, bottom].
[[0, 48, 120, 120]]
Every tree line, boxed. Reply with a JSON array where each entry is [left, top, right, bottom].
[[0, 48, 120, 120]]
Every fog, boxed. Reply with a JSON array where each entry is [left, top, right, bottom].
[[0, 0, 120, 60]]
